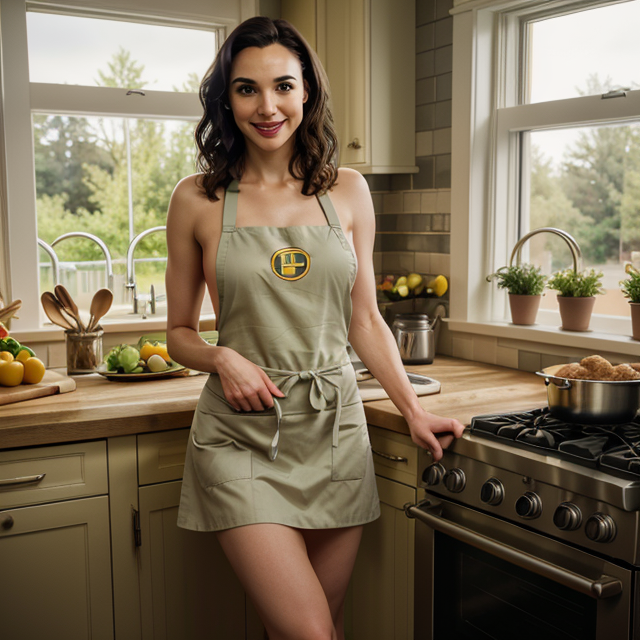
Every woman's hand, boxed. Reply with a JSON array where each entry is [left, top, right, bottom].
[[214, 347, 285, 412], [406, 409, 465, 461]]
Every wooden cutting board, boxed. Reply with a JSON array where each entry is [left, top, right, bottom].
[[0, 370, 76, 406]]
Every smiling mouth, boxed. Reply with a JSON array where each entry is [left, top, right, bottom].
[[251, 121, 286, 137]]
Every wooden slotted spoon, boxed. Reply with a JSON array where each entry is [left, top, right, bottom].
[[87, 288, 113, 332], [41, 291, 75, 330], [54, 284, 84, 332]]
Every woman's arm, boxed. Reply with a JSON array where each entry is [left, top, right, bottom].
[[165, 177, 283, 412], [337, 170, 464, 461]]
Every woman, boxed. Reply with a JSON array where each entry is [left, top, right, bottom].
[[167, 16, 464, 640]]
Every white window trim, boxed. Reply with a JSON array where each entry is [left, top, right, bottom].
[[450, 0, 640, 357], [0, 0, 236, 331]]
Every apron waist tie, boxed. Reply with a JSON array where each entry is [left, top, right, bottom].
[[260, 362, 349, 461]]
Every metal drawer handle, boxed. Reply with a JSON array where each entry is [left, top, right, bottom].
[[372, 449, 408, 464], [0, 473, 46, 487], [406, 502, 622, 599]]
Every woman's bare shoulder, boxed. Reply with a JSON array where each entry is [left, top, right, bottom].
[[329, 167, 374, 225], [168, 174, 224, 223]]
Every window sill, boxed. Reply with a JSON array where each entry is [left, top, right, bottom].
[[447, 319, 640, 357], [10, 314, 216, 345]]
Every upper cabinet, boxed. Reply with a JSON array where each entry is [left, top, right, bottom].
[[283, 0, 417, 174]]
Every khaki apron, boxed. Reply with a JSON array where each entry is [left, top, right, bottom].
[[177, 181, 380, 531]]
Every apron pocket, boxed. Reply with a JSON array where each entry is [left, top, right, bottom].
[[192, 437, 252, 488], [332, 402, 369, 481]]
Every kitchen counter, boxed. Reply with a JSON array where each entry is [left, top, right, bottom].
[[0, 356, 548, 450]]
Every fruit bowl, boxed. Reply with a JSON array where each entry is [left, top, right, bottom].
[[96, 362, 187, 381]]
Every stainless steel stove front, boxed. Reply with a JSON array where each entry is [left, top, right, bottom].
[[408, 433, 640, 640]]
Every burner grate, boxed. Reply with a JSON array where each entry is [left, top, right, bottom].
[[470, 409, 640, 479]]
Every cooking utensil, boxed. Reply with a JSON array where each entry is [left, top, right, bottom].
[[54, 284, 84, 332], [536, 364, 640, 424], [391, 313, 440, 364], [41, 291, 76, 330], [87, 288, 113, 332]]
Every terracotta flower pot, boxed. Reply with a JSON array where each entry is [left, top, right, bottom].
[[557, 296, 595, 332], [508, 294, 541, 325], [630, 303, 640, 341]]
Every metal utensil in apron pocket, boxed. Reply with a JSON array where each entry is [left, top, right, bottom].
[[391, 313, 440, 365]]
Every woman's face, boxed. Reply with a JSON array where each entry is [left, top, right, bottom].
[[228, 43, 308, 154]]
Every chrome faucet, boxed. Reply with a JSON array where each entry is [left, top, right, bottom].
[[509, 227, 583, 272], [125, 226, 166, 314], [37, 238, 61, 286], [51, 232, 114, 290]]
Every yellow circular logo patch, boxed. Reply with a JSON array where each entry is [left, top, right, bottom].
[[271, 247, 311, 281]]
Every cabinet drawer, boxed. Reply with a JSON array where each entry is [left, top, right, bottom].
[[137, 428, 189, 485], [368, 426, 419, 487], [0, 441, 107, 509]]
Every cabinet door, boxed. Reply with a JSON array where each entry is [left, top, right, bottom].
[[0, 496, 114, 640], [138, 481, 255, 640], [323, 0, 368, 166], [347, 475, 416, 640]]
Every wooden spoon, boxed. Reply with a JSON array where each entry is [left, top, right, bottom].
[[54, 284, 84, 332], [87, 288, 113, 332], [41, 291, 75, 330]]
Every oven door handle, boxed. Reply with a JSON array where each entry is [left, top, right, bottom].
[[406, 502, 623, 599]]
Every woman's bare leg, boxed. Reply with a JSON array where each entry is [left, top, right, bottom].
[[216, 523, 339, 640], [302, 526, 363, 640]]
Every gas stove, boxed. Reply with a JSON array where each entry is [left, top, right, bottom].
[[420, 407, 640, 566]]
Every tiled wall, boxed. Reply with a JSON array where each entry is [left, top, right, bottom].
[[369, 0, 453, 293]]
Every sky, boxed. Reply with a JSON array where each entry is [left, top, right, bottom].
[[26, 12, 217, 92]]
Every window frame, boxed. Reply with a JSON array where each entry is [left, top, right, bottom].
[[0, 0, 229, 331], [449, 0, 640, 356]]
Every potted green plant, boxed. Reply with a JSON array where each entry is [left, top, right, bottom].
[[486, 264, 547, 325], [547, 268, 604, 331], [620, 263, 640, 340]]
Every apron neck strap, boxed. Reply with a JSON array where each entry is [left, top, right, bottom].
[[222, 180, 240, 232], [317, 191, 342, 229]]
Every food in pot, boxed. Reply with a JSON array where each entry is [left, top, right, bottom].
[[555, 355, 640, 381]]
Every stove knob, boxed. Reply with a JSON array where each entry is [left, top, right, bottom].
[[515, 492, 542, 519], [423, 463, 446, 486], [553, 502, 582, 531], [585, 513, 617, 543], [480, 478, 504, 506], [443, 468, 466, 493]]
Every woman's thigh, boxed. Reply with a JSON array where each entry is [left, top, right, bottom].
[[302, 527, 363, 629], [216, 523, 338, 640]]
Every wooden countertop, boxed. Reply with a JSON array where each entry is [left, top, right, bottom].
[[0, 356, 548, 449]]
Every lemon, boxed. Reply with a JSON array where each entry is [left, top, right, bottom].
[[397, 284, 409, 297], [395, 276, 407, 287], [427, 275, 448, 297], [23, 357, 46, 384], [407, 273, 423, 290], [0, 351, 14, 363], [16, 349, 31, 363], [0, 361, 24, 386]]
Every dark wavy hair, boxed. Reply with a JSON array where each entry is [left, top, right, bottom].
[[195, 17, 339, 200]]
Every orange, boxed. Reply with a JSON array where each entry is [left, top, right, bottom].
[[0, 361, 24, 386], [23, 357, 46, 384]]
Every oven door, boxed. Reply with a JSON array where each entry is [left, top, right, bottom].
[[408, 497, 635, 640]]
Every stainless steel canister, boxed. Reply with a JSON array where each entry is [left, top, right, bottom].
[[536, 367, 640, 424], [391, 313, 440, 365]]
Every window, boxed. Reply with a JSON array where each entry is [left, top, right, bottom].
[[450, 0, 640, 340], [0, 1, 225, 330]]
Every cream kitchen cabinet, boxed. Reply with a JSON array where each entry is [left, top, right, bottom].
[[0, 441, 114, 640], [346, 426, 420, 640], [110, 430, 264, 640], [283, 0, 417, 174]]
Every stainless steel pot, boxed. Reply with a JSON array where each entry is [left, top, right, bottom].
[[536, 365, 640, 424], [391, 313, 440, 364]]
